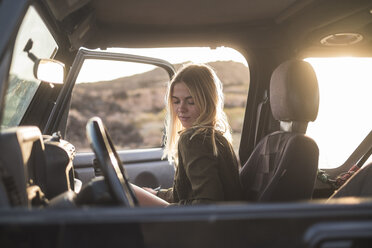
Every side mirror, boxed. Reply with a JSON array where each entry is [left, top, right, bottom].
[[24, 39, 65, 84], [33, 59, 65, 84]]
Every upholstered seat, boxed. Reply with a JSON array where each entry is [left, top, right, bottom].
[[240, 59, 320, 202]]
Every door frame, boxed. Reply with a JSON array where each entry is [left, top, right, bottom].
[[43, 48, 176, 135]]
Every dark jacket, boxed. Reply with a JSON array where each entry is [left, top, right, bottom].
[[158, 128, 243, 205]]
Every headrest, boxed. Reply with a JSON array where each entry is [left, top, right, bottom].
[[270, 59, 319, 122]]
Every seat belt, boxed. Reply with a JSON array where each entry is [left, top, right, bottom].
[[254, 90, 269, 146], [334, 145, 372, 188], [318, 130, 372, 188], [340, 130, 372, 169]]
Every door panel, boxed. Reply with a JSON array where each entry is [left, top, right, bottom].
[[73, 148, 175, 188]]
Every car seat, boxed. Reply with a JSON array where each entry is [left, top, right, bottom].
[[240, 59, 320, 202]]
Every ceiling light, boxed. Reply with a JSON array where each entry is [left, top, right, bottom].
[[320, 33, 363, 46]]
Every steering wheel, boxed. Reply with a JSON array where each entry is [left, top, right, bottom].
[[86, 117, 138, 207]]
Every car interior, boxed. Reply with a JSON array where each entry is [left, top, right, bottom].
[[240, 59, 320, 202], [0, 0, 372, 247]]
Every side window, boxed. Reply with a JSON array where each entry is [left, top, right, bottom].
[[1, 6, 57, 128], [66, 60, 171, 151], [66, 48, 249, 153], [306, 58, 372, 169]]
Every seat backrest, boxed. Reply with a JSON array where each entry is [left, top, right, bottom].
[[240, 59, 320, 202]]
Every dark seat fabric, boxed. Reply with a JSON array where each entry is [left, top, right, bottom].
[[240, 132, 318, 202], [330, 162, 372, 199], [240, 59, 319, 202]]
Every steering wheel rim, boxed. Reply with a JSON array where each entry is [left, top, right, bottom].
[[86, 117, 138, 207]]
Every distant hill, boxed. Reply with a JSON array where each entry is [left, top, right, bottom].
[[66, 61, 249, 151]]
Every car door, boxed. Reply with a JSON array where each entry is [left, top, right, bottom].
[[47, 48, 176, 189]]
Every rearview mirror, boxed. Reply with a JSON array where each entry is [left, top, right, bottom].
[[33, 59, 65, 84]]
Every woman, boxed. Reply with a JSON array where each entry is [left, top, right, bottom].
[[134, 63, 243, 206]]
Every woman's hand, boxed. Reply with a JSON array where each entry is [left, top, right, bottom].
[[131, 184, 168, 206], [142, 187, 158, 195]]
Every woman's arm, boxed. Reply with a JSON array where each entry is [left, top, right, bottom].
[[131, 184, 169, 207], [179, 134, 225, 204], [143, 187, 175, 203]]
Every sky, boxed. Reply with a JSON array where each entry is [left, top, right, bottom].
[[76, 47, 248, 83]]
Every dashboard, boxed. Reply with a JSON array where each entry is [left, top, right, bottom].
[[0, 126, 75, 208]]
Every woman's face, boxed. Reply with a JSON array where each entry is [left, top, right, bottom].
[[171, 82, 200, 129]]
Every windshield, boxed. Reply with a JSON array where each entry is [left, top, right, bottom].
[[1, 6, 57, 129]]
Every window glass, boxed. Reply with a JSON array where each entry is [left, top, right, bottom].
[[306, 57, 372, 168], [66, 60, 170, 151], [66, 47, 249, 153], [1, 6, 58, 128]]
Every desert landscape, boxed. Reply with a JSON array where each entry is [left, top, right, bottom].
[[66, 61, 250, 153]]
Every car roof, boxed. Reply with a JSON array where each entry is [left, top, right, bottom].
[[42, 0, 372, 57]]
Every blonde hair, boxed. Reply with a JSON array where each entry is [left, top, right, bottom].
[[163, 63, 232, 163]]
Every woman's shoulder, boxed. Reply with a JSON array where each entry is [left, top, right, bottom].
[[179, 128, 204, 145], [178, 127, 205, 144], [178, 128, 215, 157], [179, 127, 226, 145]]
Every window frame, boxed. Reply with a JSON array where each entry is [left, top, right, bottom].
[[44, 48, 176, 136]]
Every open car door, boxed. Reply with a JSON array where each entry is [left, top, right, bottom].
[[45, 48, 176, 189]]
